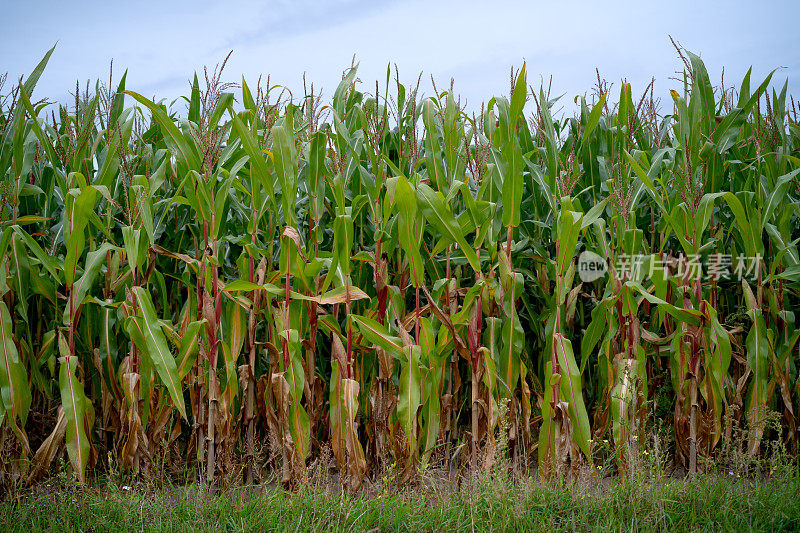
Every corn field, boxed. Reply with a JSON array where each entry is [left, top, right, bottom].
[[0, 45, 799, 492]]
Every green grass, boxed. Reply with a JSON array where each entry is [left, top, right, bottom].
[[3, 472, 800, 532]]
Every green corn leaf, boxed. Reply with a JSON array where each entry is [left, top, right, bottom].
[[553, 332, 591, 458], [415, 182, 480, 273], [123, 91, 200, 170], [272, 123, 298, 228], [58, 334, 94, 484], [229, 109, 275, 201], [352, 315, 404, 356], [397, 344, 421, 453], [0, 301, 31, 446], [130, 287, 187, 420], [395, 175, 425, 288]]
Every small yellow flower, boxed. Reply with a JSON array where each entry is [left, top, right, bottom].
[[643, 450, 649, 455], [603, 439, 608, 444], [632, 435, 638, 441]]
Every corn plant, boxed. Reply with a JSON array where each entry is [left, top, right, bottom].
[[0, 44, 798, 491]]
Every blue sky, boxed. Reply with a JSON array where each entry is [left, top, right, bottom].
[[2, 0, 798, 114]]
